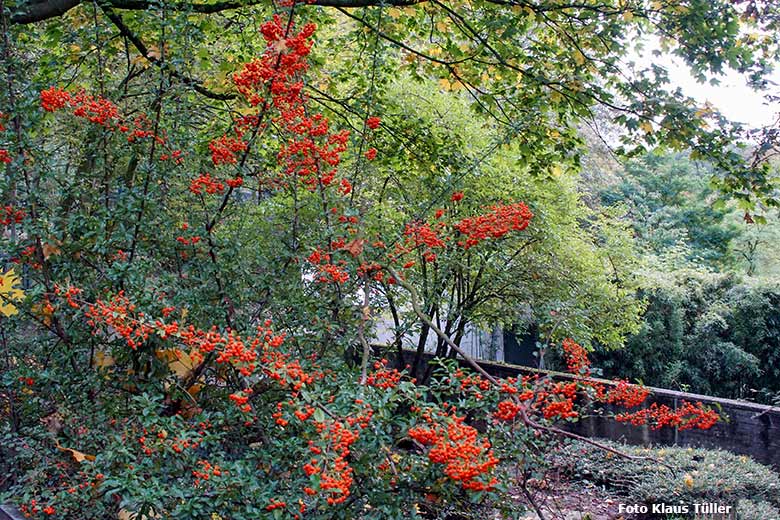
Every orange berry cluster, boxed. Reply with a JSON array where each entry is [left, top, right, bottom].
[[616, 400, 720, 430], [192, 460, 225, 486], [454, 202, 533, 249], [409, 411, 499, 492], [39, 88, 183, 163], [365, 359, 404, 389]]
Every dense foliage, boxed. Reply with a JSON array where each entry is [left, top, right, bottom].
[[575, 149, 780, 403], [593, 269, 780, 402], [600, 152, 740, 269]]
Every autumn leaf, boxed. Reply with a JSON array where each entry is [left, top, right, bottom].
[[93, 350, 116, 369], [146, 45, 162, 59], [341, 239, 365, 257], [438, 78, 462, 91], [31, 301, 53, 326], [54, 440, 96, 463], [0, 268, 25, 317], [131, 54, 150, 68], [42, 240, 61, 260], [156, 348, 197, 378]]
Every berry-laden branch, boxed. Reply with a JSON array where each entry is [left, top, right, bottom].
[[63, 285, 714, 501]]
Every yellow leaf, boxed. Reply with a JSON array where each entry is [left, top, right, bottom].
[[0, 268, 24, 317], [131, 54, 150, 68], [683, 473, 694, 489], [438, 78, 462, 91], [386, 7, 402, 19], [550, 90, 563, 103], [573, 50, 585, 66], [94, 351, 116, 369], [156, 348, 197, 378], [640, 120, 654, 134], [622, 11, 634, 21], [550, 164, 563, 177], [31, 301, 53, 326], [435, 21, 448, 33]]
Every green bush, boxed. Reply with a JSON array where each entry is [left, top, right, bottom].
[[593, 270, 780, 402]]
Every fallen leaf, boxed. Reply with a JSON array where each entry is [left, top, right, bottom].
[[55, 440, 96, 463]]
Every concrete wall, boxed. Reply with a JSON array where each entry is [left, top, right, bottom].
[[418, 353, 780, 470]]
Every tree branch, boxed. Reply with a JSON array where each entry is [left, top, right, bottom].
[[11, 0, 424, 24], [98, 3, 236, 100]]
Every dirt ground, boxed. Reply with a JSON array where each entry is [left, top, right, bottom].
[[509, 475, 632, 520]]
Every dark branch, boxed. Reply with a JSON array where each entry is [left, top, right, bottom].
[[99, 3, 236, 100], [10, 0, 80, 23], [11, 0, 424, 24]]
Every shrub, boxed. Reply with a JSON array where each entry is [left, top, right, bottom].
[[560, 440, 780, 518]]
